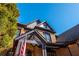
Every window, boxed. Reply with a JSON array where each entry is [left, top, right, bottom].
[[39, 23, 47, 29], [13, 30, 20, 38], [16, 30, 20, 37], [43, 32, 51, 42]]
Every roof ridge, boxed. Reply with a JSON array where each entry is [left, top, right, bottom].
[[25, 19, 41, 25]]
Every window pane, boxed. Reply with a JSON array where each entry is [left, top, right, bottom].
[[15, 30, 20, 37], [43, 32, 51, 42]]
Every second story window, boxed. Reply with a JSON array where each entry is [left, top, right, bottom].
[[16, 30, 20, 37], [43, 32, 51, 42], [13, 30, 20, 38], [39, 23, 47, 29]]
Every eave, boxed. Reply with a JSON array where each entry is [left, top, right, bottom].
[[35, 26, 56, 33]]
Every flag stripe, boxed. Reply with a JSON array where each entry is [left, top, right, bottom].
[[19, 39, 26, 56]]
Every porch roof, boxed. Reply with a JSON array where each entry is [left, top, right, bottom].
[[15, 30, 49, 45]]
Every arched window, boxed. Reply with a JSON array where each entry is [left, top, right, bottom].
[[43, 32, 51, 42]]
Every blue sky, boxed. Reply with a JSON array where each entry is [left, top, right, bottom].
[[17, 3, 79, 35]]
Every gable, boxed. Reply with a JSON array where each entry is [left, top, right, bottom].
[[27, 31, 47, 45], [36, 22, 54, 31], [18, 35, 39, 45], [35, 29, 51, 43], [15, 30, 45, 45], [29, 35, 43, 45]]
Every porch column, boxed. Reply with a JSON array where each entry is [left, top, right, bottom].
[[42, 44, 47, 56], [14, 40, 22, 56], [44, 46, 47, 56]]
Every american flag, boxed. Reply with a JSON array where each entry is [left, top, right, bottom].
[[19, 39, 26, 56]]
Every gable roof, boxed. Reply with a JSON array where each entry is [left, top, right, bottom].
[[15, 29, 48, 45]]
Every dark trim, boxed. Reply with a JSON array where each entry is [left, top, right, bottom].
[[56, 39, 78, 47], [34, 31, 47, 45], [28, 34, 33, 40], [44, 21, 56, 33], [67, 47, 72, 56], [17, 23, 26, 28], [32, 35, 42, 45], [24, 27, 33, 30], [15, 30, 34, 40], [46, 45, 59, 49]]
